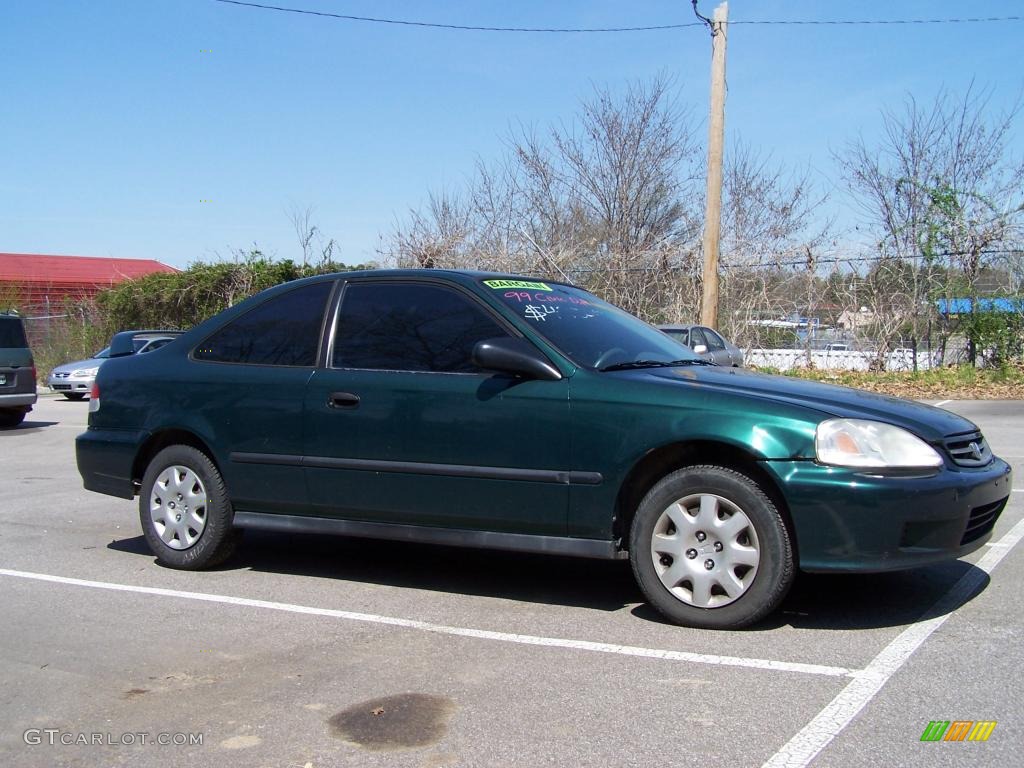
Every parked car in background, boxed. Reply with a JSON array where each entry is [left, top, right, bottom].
[[49, 331, 181, 400], [0, 311, 37, 428], [658, 324, 744, 367], [77, 271, 1011, 629]]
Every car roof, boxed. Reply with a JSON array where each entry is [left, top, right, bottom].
[[134, 332, 181, 340], [291, 268, 575, 287]]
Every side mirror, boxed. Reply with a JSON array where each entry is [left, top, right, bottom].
[[693, 344, 708, 355], [472, 337, 562, 381]]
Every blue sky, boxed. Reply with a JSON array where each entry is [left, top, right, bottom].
[[2, 0, 1022, 269]]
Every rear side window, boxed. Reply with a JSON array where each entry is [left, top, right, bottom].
[[332, 282, 508, 373], [0, 318, 28, 348], [195, 282, 332, 366], [138, 338, 173, 354]]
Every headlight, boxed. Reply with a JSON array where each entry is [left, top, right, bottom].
[[815, 419, 942, 468], [72, 367, 100, 377]]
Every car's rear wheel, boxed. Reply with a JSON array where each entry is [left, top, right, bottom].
[[629, 465, 794, 629], [64, 393, 87, 401], [0, 409, 26, 428], [139, 445, 238, 569]]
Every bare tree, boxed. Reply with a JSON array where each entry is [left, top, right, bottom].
[[384, 78, 831, 331], [836, 86, 1024, 361], [288, 204, 339, 268], [383, 77, 704, 316], [717, 143, 833, 347]]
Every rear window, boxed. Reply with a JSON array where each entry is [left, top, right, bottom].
[[0, 318, 28, 348], [195, 282, 332, 366]]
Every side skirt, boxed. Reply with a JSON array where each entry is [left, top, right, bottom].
[[232, 511, 627, 560]]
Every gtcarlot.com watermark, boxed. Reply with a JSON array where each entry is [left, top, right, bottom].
[[24, 729, 203, 747]]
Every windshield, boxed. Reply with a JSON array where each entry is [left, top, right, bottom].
[[93, 347, 111, 359], [483, 279, 700, 370]]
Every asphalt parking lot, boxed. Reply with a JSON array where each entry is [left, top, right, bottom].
[[1, 395, 1021, 767]]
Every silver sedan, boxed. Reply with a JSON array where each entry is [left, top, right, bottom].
[[48, 334, 179, 400], [657, 324, 744, 367]]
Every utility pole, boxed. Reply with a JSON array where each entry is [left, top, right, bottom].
[[697, 1, 728, 328]]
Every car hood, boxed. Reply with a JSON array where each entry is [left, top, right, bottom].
[[52, 358, 103, 374], [633, 365, 978, 442]]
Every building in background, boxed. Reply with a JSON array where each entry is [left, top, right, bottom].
[[0, 252, 177, 316]]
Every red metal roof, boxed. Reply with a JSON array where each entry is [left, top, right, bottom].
[[0, 252, 178, 284]]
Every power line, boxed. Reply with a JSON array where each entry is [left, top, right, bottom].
[[521, 248, 1023, 274], [761, 248, 1022, 269], [731, 17, 1023, 27], [210, 0, 702, 32], [211, 1, 1022, 33]]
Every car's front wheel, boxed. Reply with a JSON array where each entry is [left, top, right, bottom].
[[139, 445, 239, 569], [629, 465, 794, 629]]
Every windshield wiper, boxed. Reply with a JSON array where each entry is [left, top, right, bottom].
[[599, 358, 716, 372]]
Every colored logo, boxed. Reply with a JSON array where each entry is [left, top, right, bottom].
[[483, 279, 551, 291], [920, 720, 996, 742]]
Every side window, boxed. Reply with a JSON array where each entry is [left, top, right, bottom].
[[703, 328, 726, 351], [139, 338, 172, 355], [689, 327, 707, 349], [332, 282, 509, 373], [672, 329, 690, 345], [195, 281, 333, 366]]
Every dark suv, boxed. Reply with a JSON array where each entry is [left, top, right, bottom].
[[76, 271, 1011, 629], [0, 312, 37, 428]]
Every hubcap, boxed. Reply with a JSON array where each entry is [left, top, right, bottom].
[[149, 465, 208, 550], [650, 493, 760, 608]]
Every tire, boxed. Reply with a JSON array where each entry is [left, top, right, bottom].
[[0, 409, 26, 428], [629, 465, 794, 629], [64, 393, 87, 401], [139, 445, 239, 569]]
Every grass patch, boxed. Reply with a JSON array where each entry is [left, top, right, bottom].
[[750, 363, 1024, 400]]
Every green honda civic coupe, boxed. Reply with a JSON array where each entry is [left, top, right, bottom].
[[76, 270, 1012, 629]]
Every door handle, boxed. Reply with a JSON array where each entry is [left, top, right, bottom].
[[328, 391, 360, 409]]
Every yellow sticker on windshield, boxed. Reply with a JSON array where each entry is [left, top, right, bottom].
[[483, 279, 552, 291]]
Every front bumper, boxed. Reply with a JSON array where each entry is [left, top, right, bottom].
[[48, 373, 95, 394], [766, 457, 1013, 572]]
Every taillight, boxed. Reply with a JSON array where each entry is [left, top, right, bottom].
[[88, 383, 100, 413]]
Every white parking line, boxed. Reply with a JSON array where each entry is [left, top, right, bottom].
[[0, 567, 854, 679], [761, 515, 1024, 768], [933, 399, 953, 407]]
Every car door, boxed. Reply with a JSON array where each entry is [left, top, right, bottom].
[[688, 326, 713, 362], [187, 280, 335, 515], [303, 278, 571, 535], [701, 327, 731, 366]]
